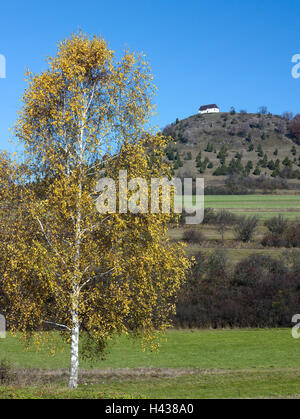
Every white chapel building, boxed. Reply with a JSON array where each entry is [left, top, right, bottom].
[[199, 104, 220, 114]]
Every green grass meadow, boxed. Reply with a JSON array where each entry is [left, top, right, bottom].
[[1, 328, 299, 370], [1, 329, 300, 398], [181, 195, 300, 220]]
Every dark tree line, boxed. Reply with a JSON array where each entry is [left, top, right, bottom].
[[175, 251, 300, 328]]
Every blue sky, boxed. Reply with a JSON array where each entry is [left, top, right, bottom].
[[0, 0, 299, 152]]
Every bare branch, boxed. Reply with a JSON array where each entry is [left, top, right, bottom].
[[79, 267, 114, 291], [42, 320, 71, 331], [35, 216, 67, 266]]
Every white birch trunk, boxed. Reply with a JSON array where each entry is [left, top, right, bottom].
[[69, 309, 80, 389], [68, 104, 86, 389]]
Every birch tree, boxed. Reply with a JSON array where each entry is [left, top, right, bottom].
[[2, 33, 190, 389]]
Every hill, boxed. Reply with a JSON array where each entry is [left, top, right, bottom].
[[162, 112, 300, 192]]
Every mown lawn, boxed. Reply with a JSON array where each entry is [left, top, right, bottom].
[[1, 329, 300, 398]]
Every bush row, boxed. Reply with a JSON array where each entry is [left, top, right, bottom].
[[175, 251, 300, 328]]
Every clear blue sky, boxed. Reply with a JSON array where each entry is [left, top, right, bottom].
[[0, 0, 299, 152]]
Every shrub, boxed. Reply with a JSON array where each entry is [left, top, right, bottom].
[[202, 207, 216, 224], [215, 210, 238, 244], [284, 223, 300, 247], [232, 254, 286, 286], [0, 360, 13, 385], [280, 167, 300, 179], [206, 249, 230, 281], [264, 215, 288, 235], [205, 142, 214, 152], [253, 166, 261, 176], [234, 216, 258, 242], [261, 222, 300, 248], [213, 164, 228, 176], [261, 233, 286, 247], [283, 249, 300, 274], [182, 228, 206, 244]]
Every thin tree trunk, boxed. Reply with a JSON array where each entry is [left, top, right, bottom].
[[69, 107, 86, 389], [69, 309, 80, 389], [69, 187, 81, 389]]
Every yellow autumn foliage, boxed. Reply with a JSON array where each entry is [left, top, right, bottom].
[[0, 33, 190, 388]]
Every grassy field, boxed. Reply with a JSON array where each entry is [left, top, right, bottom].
[[1, 329, 300, 398], [181, 195, 300, 220], [1, 370, 300, 399], [171, 194, 300, 261], [205, 195, 300, 220], [2, 329, 299, 370], [169, 224, 289, 261]]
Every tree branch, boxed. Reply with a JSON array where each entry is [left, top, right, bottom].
[[79, 267, 114, 291], [42, 320, 71, 331], [35, 216, 67, 266]]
